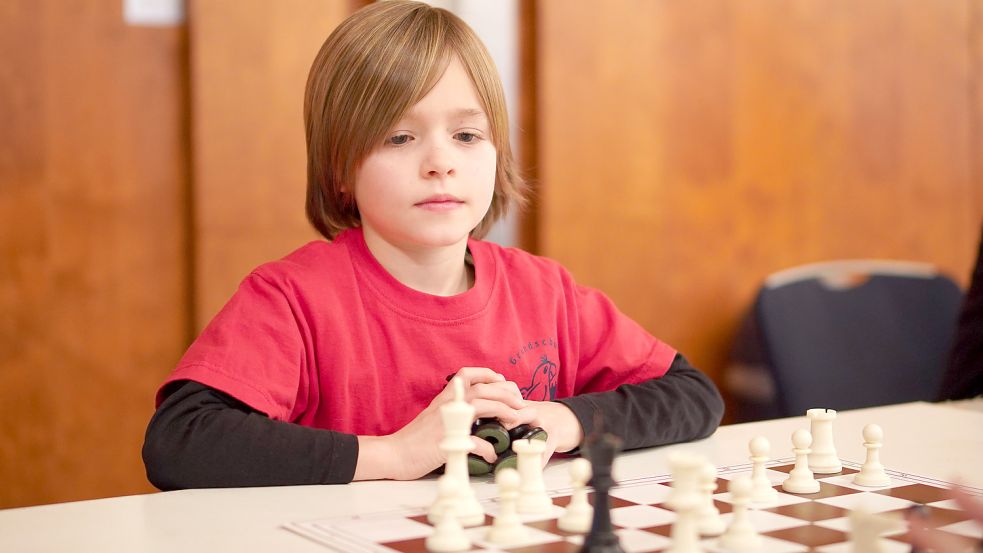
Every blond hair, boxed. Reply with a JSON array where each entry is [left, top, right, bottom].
[[304, 0, 526, 240]]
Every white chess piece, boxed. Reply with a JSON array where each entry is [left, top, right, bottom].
[[485, 467, 528, 545], [718, 476, 762, 552], [698, 462, 726, 536], [427, 377, 484, 527], [557, 458, 593, 533], [807, 408, 842, 473], [666, 452, 705, 553], [782, 429, 820, 494], [853, 424, 890, 487], [748, 436, 778, 503], [426, 477, 472, 552], [513, 438, 553, 514], [848, 507, 898, 553]]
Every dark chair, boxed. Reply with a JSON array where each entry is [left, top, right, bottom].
[[726, 260, 964, 422]]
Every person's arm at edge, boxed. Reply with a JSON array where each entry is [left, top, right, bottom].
[[552, 353, 724, 452], [143, 381, 397, 489]]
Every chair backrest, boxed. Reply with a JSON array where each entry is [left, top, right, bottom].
[[752, 260, 963, 416]]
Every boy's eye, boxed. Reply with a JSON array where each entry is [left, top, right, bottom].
[[388, 134, 411, 145], [455, 132, 479, 143]]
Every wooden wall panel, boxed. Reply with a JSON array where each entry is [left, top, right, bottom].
[[535, 1, 983, 393], [0, 1, 188, 507], [190, 1, 358, 328]]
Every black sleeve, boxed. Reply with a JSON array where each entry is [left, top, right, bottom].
[[938, 224, 983, 400], [142, 381, 358, 490], [554, 353, 724, 451]]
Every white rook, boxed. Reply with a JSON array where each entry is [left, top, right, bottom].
[[807, 408, 842, 474], [513, 438, 552, 514]]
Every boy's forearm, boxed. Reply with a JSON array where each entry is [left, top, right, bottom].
[[555, 354, 724, 451], [143, 381, 358, 489]]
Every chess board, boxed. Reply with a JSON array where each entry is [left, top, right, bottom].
[[283, 458, 983, 553]]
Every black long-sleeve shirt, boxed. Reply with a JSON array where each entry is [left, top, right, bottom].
[[143, 353, 723, 490]]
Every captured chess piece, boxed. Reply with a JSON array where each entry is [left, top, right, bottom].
[[557, 458, 593, 533], [718, 476, 762, 552], [748, 436, 778, 503], [581, 418, 625, 553], [807, 408, 842, 473], [474, 419, 510, 454], [854, 424, 890, 487], [782, 429, 820, 494]]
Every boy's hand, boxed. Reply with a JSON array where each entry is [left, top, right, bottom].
[[362, 367, 537, 481], [523, 400, 584, 467]]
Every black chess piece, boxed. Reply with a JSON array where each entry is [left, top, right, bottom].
[[581, 419, 625, 553]]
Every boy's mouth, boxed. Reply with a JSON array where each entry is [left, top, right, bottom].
[[415, 194, 464, 211]]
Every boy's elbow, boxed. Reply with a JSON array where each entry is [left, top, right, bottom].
[[142, 416, 190, 491], [696, 382, 725, 440]]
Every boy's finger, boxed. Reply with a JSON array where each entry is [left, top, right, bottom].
[[451, 367, 505, 388], [470, 436, 497, 464], [470, 382, 526, 409], [908, 519, 966, 553], [951, 485, 983, 522]]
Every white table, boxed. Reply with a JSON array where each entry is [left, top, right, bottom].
[[1, 401, 980, 552]]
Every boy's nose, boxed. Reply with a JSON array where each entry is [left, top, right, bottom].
[[421, 144, 455, 178]]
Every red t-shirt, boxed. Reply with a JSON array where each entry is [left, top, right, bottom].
[[159, 229, 676, 436]]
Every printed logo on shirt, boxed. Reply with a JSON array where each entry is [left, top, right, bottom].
[[509, 337, 559, 401]]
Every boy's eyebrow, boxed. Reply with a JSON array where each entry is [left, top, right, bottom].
[[401, 107, 487, 122]]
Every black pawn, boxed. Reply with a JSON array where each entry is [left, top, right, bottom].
[[581, 423, 624, 553]]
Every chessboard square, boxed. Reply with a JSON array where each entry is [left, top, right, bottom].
[[719, 469, 789, 486], [940, 519, 983, 539], [767, 463, 798, 474], [378, 536, 482, 553], [610, 482, 674, 505], [874, 484, 953, 504], [883, 505, 971, 528], [567, 528, 673, 553], [886, 530, 982, 553], [505, 539, 582, 553], [815, 491, 916, 513], [764, 524, 849, 547], [719, 509, 811, 532], [817, 474, 905, 491], [328, 516, 434, 542], [714, 490, 811, 509], [777, 480, 863, 501], [704, 534, 810, 553], [767, 501, 849, 522], [484, 503, 565, 523], [814, 516, 905, 536], [610, 504, 677, 529], [555, 492, 635, 510], [467, 523, 563, 550], [816, 537, 912, 553]]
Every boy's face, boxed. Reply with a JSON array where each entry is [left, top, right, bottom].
[[353, 57, 497, 252]]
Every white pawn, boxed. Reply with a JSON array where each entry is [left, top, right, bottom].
[[718, 476, 762, 552], [486, 468, 528, 545], [854, 424, 890, 487], [558, 458, 593, 533], [782, 429, 820, 494], [698, 462, 726, 536], [748, 437, 778, 503], [426, 477, 471, 552]]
